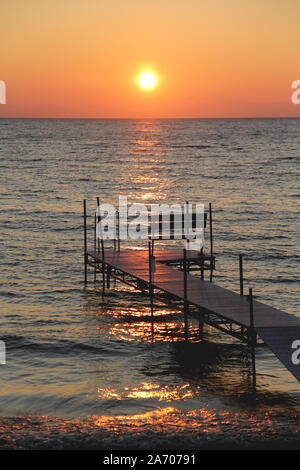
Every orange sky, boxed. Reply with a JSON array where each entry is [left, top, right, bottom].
[[1, 0, 300, 118]]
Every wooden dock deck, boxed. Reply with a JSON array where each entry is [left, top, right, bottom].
[[82, 199, 299, 386], [87, 248, 300, 384]]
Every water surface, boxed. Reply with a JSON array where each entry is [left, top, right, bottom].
[[0, 118, 299, 448]]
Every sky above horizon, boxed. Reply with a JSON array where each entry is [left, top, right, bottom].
[[1, 0, 300, 118]]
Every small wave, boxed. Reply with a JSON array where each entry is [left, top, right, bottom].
[[278, 156, 299, 161], [172, 144, 211, 149], [266, 278, 299, 284], [2, 335, 112, 356], [0, 291, 25, 298]]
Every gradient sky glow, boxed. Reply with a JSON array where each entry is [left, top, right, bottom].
[[1, 0, 300, 118]]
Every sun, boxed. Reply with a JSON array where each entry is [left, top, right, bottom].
[[138, 72, 156, 89]]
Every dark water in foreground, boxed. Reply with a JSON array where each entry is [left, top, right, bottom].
[[0, 118, 299, 449]]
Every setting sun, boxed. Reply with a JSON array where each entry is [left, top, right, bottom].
[[138, 72, 156, 90]]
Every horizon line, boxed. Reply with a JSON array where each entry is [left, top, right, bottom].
[[0, 116, 300, 120]]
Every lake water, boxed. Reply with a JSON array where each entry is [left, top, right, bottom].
[[0, 118, 299, 449]]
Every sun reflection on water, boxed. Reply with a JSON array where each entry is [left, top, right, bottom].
[[89, 406, 299, 437], [118, 121, 173, 203], [97, 382, 194, 402], [1, 407, 299, 449], [84, 300, 200, 344]]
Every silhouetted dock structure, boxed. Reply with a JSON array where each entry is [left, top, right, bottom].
[[83, 199, 300, 386]]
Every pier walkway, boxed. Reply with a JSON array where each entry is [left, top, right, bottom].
[[87, 248, 300, 384]]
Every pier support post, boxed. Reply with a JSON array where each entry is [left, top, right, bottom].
[[209, 203, 213, 282], [148, 242, 154, 318], [185, 200, 190, 252], [200, 248, 204, 280], [239, 254, 244, 296], [198, 314, 204, 339], [97, 197, 105, 259], [97, 197, 105, 296], [94, 212, 97, 282], [117, 210, 120, 252], [96, 197, 100, 254], [183, 248, 189, 341], [107, 266, 111, 289], [249, 287, 256, 389], [83, 199, 87, 284]]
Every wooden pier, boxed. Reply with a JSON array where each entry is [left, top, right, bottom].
[[83, 200, 300, 386]]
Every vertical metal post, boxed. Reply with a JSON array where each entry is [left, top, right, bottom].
[[97, 197, 105, 259], [200, 247, 204, 280], [117, 210, 120, 252], [94, 212, 97, 282], [185, 200, 190, 251], [148, 241, 154, 317], [198, 315, 204, 339], [183, 248, 189, 341], [239, 254, 244, 296], [114, 224, 116, 251], [83, 199, 87, 284], [107, 266, 111, 289], [249, 287, 256, 388], [97, 197, 105, 296], [209, 202, 213, 282], [96, 197, 100, 253], [148, 241, 152, 282]]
